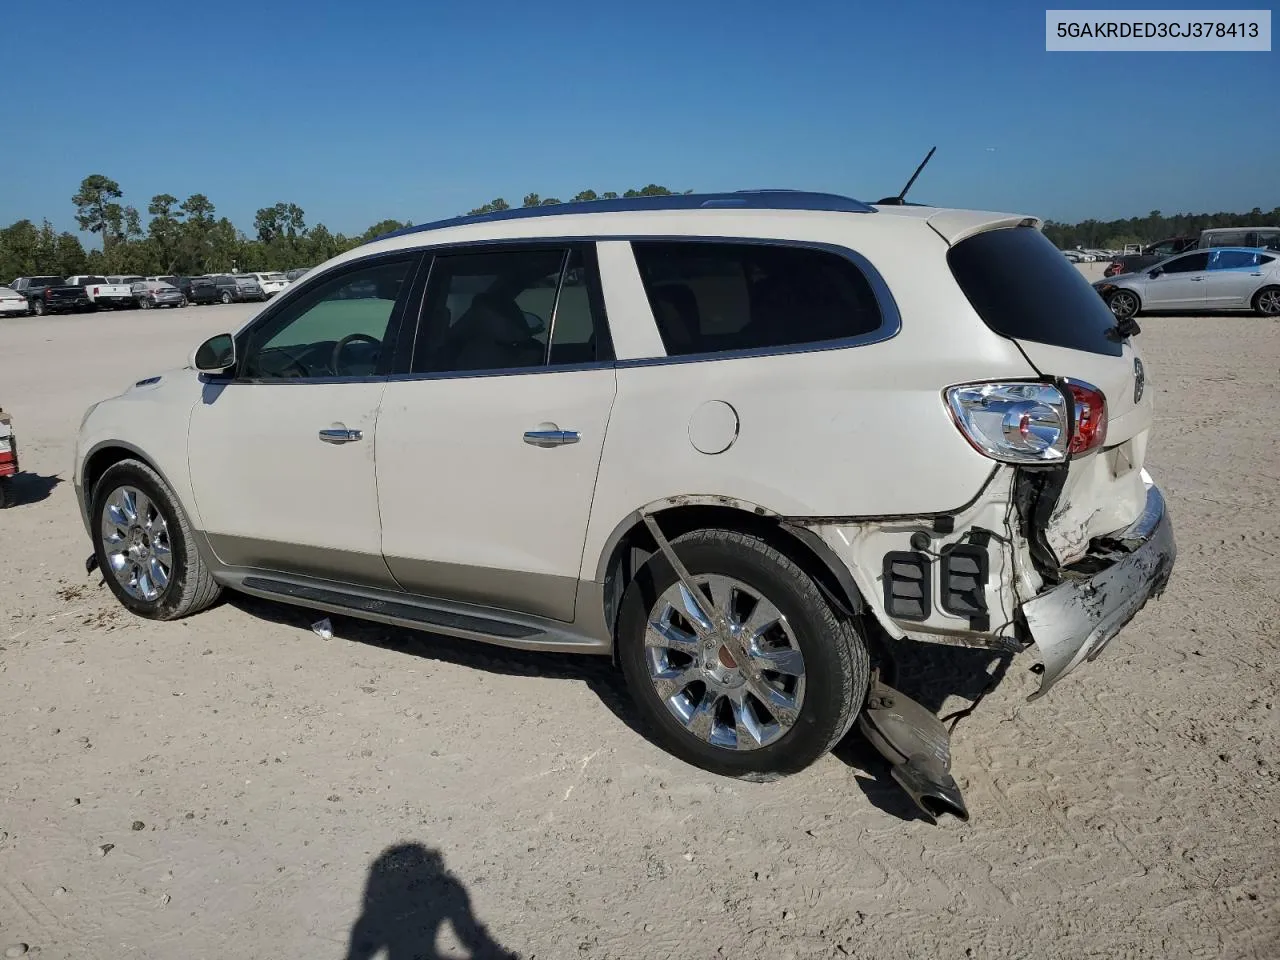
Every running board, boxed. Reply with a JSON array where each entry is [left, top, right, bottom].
[[235, 575, 609, 654]]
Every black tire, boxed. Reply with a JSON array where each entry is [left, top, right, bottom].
[[1252, 286, 1280, 317], [31, 299, 45, 316], [1107, 288, 1140, 321], [220, 290, 232, 304], [617, 528, 869, 779], [0, 477, 10, 509], [90, 458, 222, 620]]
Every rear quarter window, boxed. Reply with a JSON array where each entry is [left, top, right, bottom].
[[630, 241, 884, 357], [947, 227, 1122, 357]]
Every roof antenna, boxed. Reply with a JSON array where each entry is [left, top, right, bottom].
[[877, 146, 936, 206]]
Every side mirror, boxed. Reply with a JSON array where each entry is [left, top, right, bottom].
[[192, 333, 236, 373], [1148, 268, 1162, 278]]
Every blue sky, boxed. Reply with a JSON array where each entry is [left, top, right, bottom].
[[3, 0, 1276, 240]]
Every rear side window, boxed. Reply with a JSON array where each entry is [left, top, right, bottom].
[[1211, 251, 1259, 270], [630, 241, 882, 357], [948, 227, 1122, 357]]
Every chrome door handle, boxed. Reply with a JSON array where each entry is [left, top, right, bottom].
[[1189, 277, 1204, 282], [523, 429, 580, 447], [319, 428, 363, 444]]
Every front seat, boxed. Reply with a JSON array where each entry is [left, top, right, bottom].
[[447, 292, 546, 371]]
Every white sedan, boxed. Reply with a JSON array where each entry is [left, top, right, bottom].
[[0, 286, 29, 316]]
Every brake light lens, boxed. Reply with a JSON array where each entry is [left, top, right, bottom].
[[945, 380, 1107, 464], [1065, 379, 1107, 455]]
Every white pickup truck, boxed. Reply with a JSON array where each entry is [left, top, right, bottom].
[[66, 275, 138, 310]]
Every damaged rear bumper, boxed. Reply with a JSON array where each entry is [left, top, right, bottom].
[[1021, 474, 1175, 700]]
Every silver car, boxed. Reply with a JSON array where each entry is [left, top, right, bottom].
[[131, 281, 187, 309], [1094, 246, 1280, 319]]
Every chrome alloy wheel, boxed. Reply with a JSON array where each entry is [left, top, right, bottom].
[[1108, 289, 1138, 320], [100, 485, 172, 601], [1257, 288, 1280, 316], [645, 574, 806, 750]]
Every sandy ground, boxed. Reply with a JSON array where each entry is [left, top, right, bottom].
[[1, 286, 1277, 960]]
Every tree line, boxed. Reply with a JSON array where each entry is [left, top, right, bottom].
[[4, 173, 1276, 279], [0, 177, 691, 281], [1042, 206, 1280, 250]]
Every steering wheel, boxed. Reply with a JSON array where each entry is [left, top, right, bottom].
[[331, 333, 382, 375]]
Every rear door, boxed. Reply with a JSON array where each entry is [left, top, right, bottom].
[[947, 225, 1153, 562], [1142, 251, 1210, 309], [374, 244, 617, 622], [1204, 249, 1267, 308]]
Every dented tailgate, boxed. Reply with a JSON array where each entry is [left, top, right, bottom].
[[1013, 338, 1152, 563]]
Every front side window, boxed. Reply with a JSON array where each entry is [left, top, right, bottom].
[[411, 247, 607, 373], [631, 241, 883, 357], [239, 256, 415, 379], [1161, 252, 1210, 273]]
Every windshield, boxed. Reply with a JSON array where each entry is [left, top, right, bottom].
[[263, 273, 286, 281]]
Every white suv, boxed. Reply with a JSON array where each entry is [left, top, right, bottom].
[[73, 191, 1174, 806]]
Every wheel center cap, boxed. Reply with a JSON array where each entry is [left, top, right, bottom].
[[717, 646, 738, 669]]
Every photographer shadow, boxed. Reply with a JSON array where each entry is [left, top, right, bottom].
[[345, 843, 518, 960]]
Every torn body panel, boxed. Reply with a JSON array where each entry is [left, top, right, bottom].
[[1021, 474, 1174, 699], [801, 467, 1036, 653], [794, 465, 1175, 698]]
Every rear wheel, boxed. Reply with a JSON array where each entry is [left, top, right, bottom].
[[617, 528, 869, 779], [31, 299, 45, 316], [140, 298, 153, 309], [1107, 288, 1140, 321], [1253, 286, 1280, 317], [91, 459, 221, 620], [220, 290, 232, 304]]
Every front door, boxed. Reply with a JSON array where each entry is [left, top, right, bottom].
[[1143, 251, 1210, 309], [187, 252, 422, 587], [376, 245, 617, 622]]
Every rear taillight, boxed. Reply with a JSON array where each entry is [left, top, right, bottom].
[[92, 286, 100, 295], [945, 380, 1107, 464], [43, 289, 52, 299], [1065, 379, 1107, 455]]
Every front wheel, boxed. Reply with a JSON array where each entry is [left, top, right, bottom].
[[1253, 286, 1280, 317], [617, 528, 869, 779], [91, 459, 222, 620], [1107, 288, 1140, 321]]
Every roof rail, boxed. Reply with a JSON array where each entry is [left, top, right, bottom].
[[371, 190, 876, 243]]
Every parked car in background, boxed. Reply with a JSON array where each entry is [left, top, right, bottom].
[[238, 271, 290, 297], [144, 276, 214, 305], [0, 286, 29, 316], [1094, 246, 1280, 319], [10, 276, 92, 315], [1104, 236, 1198, 277], [209, 274, 265, 303], [284, 267, 311, 282], [69, 275, 137, 310], [176, 276, 221, 305], [1197, 226, 1280, 251], [73, 190, 1173, 811], [107, 275, 145, 285], [131, 280, 186, 309]]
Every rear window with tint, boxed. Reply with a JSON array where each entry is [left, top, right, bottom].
[[947, 227, 1122, 357], [631, 241, 883, 357]]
